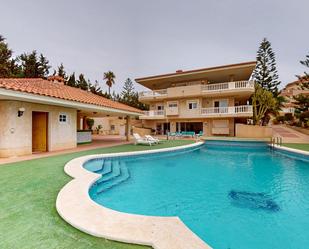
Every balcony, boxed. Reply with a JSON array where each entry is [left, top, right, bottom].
[[140, 105, 253, 119], [139, 80, 254, 101], [200, 105, 253, 117], [138, 89, 167, 99], [140, 110, 166, 119], [201, 80, 254, 92]]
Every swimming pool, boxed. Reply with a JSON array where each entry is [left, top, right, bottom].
[[84, 141, 309, 249]]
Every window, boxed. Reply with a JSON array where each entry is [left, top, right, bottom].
[[59, 113, 67, 123], [214, 99, 228, 108], [188, 101, 198, 110], [157, 105, 164, 110], [111, 125, 115, 131], [168, 102, 178, 108]]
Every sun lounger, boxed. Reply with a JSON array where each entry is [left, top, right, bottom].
[[145, 135, 161, 144], [133, 133, 156, 146]]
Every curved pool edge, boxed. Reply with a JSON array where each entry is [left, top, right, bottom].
[[56, 141, 212, 249]]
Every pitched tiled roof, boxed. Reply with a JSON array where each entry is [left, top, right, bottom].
[[0, 78, 142, 114]]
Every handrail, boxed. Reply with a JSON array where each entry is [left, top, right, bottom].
[[270, 136, 282, 148]]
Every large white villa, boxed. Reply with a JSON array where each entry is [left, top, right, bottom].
[[136, 61, 257, 137]]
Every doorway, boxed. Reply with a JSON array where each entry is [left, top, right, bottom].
[[32, 112, 48, 152]]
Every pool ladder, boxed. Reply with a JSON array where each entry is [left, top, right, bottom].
[[270, 137, 282, 150]]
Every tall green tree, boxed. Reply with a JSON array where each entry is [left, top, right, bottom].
[[297, 54, 309, 90], [67, 72, 76, 87], [121, 78, 135, 103], [57, 63, 67, 79], [119, 78, 149, 110], [0, 35, 13, 77], [76, 73, 88, 90], [103, 71, 115, 95], [253, 38, 280, 96], [19, 51, 51, 78], [294, 54, 309, 115]]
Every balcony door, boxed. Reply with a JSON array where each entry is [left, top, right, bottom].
[[214, 99, 228, 113]]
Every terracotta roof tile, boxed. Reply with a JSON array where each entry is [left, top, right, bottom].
[[0, 78, 142, 114]]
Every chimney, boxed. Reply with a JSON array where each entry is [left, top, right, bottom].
[[176, 70, 183, 73], [47, 75, 65, 84]]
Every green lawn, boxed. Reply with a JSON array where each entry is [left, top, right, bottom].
[[0, 140, 193, 249], [282, 143, 309, 152]]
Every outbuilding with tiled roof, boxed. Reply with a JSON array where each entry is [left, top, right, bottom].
[[0, 77, 142, 158]]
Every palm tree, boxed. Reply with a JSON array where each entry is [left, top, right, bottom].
[[103, 71, 116, 95]]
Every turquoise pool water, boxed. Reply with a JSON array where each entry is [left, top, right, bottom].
[[85, 141, 309, 249]]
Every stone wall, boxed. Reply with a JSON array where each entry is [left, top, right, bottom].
[[235, 124, 272, 138]]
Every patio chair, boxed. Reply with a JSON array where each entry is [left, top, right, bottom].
[[133, 133, 156, 146], [145, 135, 162, 144]]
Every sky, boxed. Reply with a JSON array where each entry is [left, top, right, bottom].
[[0, 0, 308, 93]]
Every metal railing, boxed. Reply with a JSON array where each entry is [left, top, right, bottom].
[[270, 137, 282, 149]]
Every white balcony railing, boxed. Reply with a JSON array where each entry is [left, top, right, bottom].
[[201, 80, 254, 92], [281, 107, 295, 114], [142, 110, 165, 117], [138, 80, 254, 98], [201, 105, 253, 116], [139, 89, 167, 98], [141, 105, 252, 118]]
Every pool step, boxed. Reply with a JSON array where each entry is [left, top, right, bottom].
[[95, 159, 112, 175], [96, 161, 130, 193], [97, 160, 121, 184], [86, 159, 104, 172]]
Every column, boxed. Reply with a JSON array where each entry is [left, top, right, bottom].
[[125, 116, 131, 141]]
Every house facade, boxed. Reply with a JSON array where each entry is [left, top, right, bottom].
[[135, 61, 256, 136], [0, 77, 142, 158]]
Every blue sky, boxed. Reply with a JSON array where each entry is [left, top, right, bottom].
[[0, 0, 308, 92]]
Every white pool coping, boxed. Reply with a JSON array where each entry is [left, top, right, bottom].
[[272, 144, 309, 156], [56, 142, 212, 249]]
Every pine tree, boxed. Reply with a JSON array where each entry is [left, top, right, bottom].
[[76, 73, 88, 90], [0, 35, 13, 77], [121, 78, 135, 104], [294, 54, 309, 115], [19, 51, 51, 78], [298, 54, 309, 90], [57, 63, 67, 79], [67, 73, 76, 87], [253, 38, 280, 96]]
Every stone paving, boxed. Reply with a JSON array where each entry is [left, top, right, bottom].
[[272, 125, 309, 143]]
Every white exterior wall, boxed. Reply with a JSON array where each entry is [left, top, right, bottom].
[[0, 100, 77, 157]]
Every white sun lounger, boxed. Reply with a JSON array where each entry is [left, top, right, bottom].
[[133, 133, 156, 146], [144, 135, 161, 144]]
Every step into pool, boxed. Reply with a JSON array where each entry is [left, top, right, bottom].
[[84, 141, 309, 249]]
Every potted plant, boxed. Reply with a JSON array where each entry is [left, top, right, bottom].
[[95, 125, 102, 134], [86, 118, 95, 131]]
